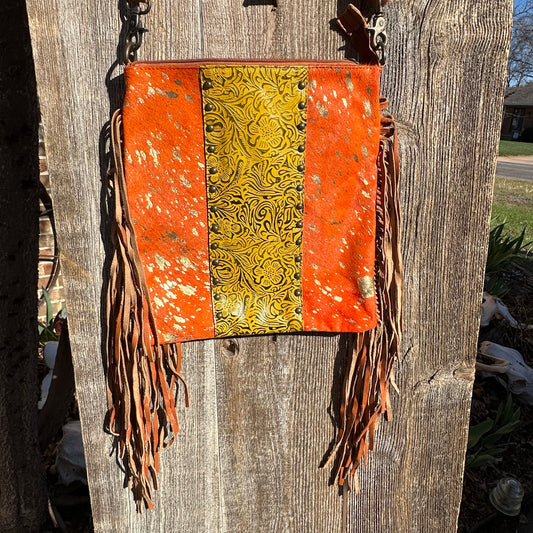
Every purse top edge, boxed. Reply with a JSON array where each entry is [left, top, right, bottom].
[[126, 59, 382, 71]]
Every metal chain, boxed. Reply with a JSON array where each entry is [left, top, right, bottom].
[[124, 1, 151, 64]]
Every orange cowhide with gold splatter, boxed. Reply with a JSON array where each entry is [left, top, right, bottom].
[[122, 61, 380, 343]]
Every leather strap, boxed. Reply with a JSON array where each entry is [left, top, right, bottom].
[[125, 2, 383, 66], [337, 5, 380, 65]]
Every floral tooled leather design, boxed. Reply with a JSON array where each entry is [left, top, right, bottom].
[[201, 65, 308, 337]]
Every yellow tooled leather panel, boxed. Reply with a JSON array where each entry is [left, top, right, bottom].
[[201, 65, 308, 337]]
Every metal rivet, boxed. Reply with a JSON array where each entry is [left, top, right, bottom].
[[205, 103, 213, 111], [211, 224, 220, 233], [206, 124, 214, 132], [211, 243, 218, 250], [214, 294, 221, 301], [207, 145, 216, 153], [203, 80, 213, 90], [295, 307, 302, 314], [297, 145, 305, 153], [296, 221, 303, 229], [296, 238, 302, 245], [297, 164, 305, 172], [295, 289, 302, 296], [296, 184, 304, 192], [294, 273, 301, 280], [298, 81, 306, 90], [297, 122, 306, 131], [296, 203, 304, 210], [209, 167, 218, 175], [216, 312, 223, 319], [295, 255, 302, 262], [212, 278, 220, 285], [212, 259, 220, 267], [210, 205, 218, 213], [209, 185, 217, 193], [298, 101, 306, 110]]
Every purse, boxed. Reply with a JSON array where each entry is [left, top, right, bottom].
[[107, 0, 402, 510]]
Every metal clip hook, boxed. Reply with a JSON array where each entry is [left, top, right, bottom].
[[367, 2, 387, 65], [124, 0, 151, 64]]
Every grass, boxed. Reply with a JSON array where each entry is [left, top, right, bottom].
[[499, 140, 533, 157], [492, 177, 533, 246]]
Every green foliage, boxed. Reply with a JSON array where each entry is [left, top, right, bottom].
[[38, 288, 62, 346], [485, 220, 532, 296], [499, 140, 533, 156], [492, 178, 533, 245], [491, 205, 533, 247], [466, 395, 521, 469], [486, 223, 530, 276]]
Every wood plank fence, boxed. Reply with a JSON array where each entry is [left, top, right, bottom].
[[26, 0, 512, 530]]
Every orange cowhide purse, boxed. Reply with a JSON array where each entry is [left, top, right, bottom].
[[107, 0, 402, 510]]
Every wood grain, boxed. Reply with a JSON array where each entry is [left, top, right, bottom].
[[26, 0, 512, 531]]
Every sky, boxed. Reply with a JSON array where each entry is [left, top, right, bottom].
[[515, 0, 529, 12]]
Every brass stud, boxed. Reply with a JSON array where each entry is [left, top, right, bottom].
[[206, 124, 215, 133], [298, 101, 306, 110], [211, 224, 220, 233], [296, 221, 303, 229], [214, 294, 221, 301], [212, 259, 220, 267], [295, 307, 302, 314], [208, 185, 217, 193], [297, 123, 306, 131], [297, 145, 305, 153], [210, 205, 219, 213], [297, 164, 305, 172], [209, 167, 218, 175], [296, 238, 302, 245], [212, 278, 220, 285], [294, 273, 301, 280], [295, 289, 302, 296], [204, 103, 213, 111], [296, 203, 304, 210], [203, 80, 213, 90], [207, 145, 216, 153], [296, 184, 304, 192], [216, 312, 223, 319], [295, 255, 302, 262], [298, 81, 306, 90], [211, 243, 219, 250]]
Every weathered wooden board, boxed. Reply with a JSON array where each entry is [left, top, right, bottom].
[[26, 0, 512, 531]]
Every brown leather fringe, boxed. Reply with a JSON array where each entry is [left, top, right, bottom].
[[325, 105, 403, 490], [107, 104, 401, 508], [106, 110, 189, 511]]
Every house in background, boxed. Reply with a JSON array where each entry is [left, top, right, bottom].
[[501, 84, 533, 140]]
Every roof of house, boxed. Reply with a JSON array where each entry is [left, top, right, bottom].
[[505, 84, 533, 106]]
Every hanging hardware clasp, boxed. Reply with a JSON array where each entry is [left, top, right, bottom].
[[124, 1, 151, 64], [366, 0, 387, 65]]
